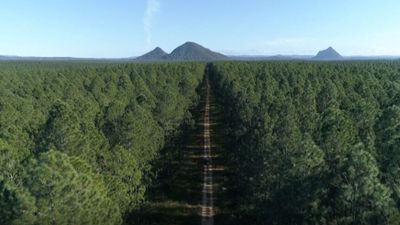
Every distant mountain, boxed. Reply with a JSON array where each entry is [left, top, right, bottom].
[[313, 47, 343, 60], [0, 55, 131, 61], [136, 47, 167, 61], [229, 54, 313, 61], [134, 42, 227, 61], [0, 55, 78, 61], [165, 42, 227, 61], [2, 44, 399, 62]]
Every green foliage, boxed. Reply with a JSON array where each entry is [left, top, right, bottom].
[[25, 150, 121, 225], [376, 106, 400, 206], [41, 100, 84, 154], [0, 180, 36, 225], [211, 61, 400, 224], [3, 60, 400, 225], [0, 61, 204, 224]]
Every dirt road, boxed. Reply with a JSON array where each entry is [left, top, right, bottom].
[[201, 74, 214, 225], [130, 69, 231, 225]]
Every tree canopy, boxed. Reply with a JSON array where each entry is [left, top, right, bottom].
[[210, 61, 400, 224], [0, 61, 204, 224]]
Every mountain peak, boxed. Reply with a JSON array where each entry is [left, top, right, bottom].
[[136, 47, 167, 61], [181, 41, 201, 47], [153, 46, 164, 51], [167, 41, 227, 61], [313, 47, 343, 60], [136, 41, 227, 61]]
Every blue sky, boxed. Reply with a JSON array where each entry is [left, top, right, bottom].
[[0, 0, 399, 57]]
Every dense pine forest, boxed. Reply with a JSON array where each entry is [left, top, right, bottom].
[[0, 61, 204, 224], [1, 60, 400, 225], [210, 61, 400, 224]]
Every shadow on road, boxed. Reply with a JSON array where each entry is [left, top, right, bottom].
[[125, 68, 232, 225]]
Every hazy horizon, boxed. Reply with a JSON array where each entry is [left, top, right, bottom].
[[1, 0, 399, 58]]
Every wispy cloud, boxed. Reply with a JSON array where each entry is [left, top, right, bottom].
[[144, 0, 160, 49]]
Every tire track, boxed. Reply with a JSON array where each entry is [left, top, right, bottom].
[[201, 74, 214, 225]]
